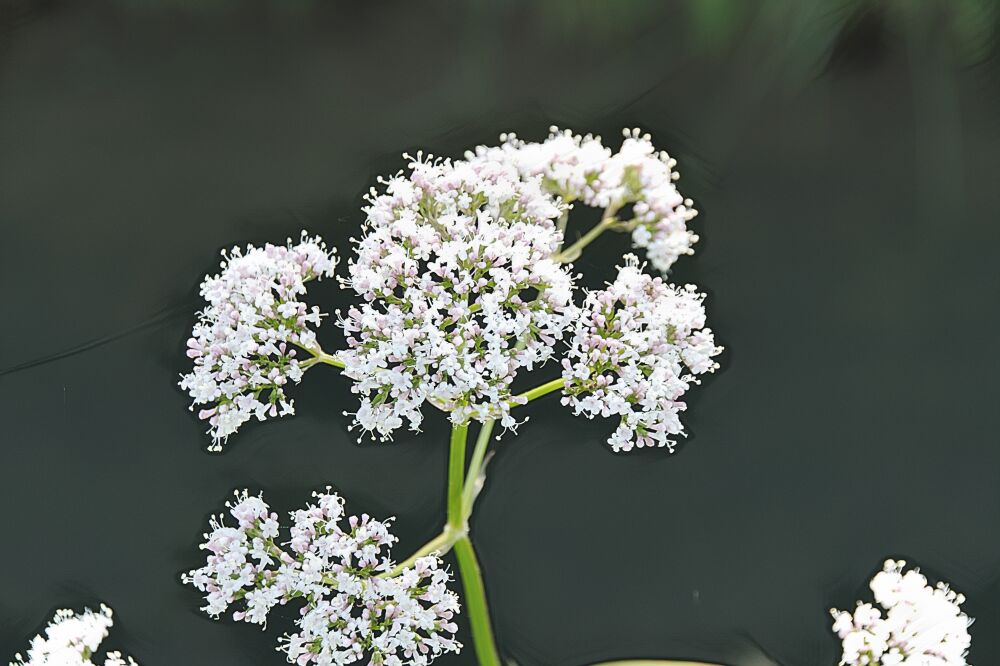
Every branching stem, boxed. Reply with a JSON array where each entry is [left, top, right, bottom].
[[462, 419, 495, 520], [298, 344, 346, 370], [516, 377, 566, 404], [381, 526, 464, 578], [448, 423, 503, 665], [553, 203, 622, 263]]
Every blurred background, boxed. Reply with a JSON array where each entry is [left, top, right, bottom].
[[1, 1, 999, 664]]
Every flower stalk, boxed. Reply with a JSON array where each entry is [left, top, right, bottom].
[[299, 346, 346, 370], [386, 421, 506, 663], [554, 215, 618, 263], [447, 422, 502, 666], [516, 377, 566, 404], [461, 419, 496, 520], [453, 536, 502, 666], [447, 423, 469, 529], [381, 527, 462, 578]]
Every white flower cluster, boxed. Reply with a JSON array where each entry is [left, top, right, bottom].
[[182, 489, 461, 666], [467, 127, 698, 273], [180, 233, 338, 449], [831, 559, 973, 665], [340, 155, 576, 440], [10, 605, 137, 666], [561, 255, 721, 452]]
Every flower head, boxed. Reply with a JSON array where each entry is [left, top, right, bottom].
[[831, 559, 973, 665], [10, 605, 138, 666], [180, 232, 337, 449], [561, 255, 721, 452], [339, 155, 576, 440], [468, 127, 698, 273], [183, 489, 461, 666]]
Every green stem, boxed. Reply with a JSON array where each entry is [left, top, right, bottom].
[[515, 377, 566, 404], [381, 526, 462, 578], [447, 423, 469, 529], [553, 211, 619, 263], [381, 422, 478, 580], [446, 422, 502, 666], [461, 419, 496, 520], [453, 536, 502, 666], [556, 207, 571, 237], [298, 345, 346, 370]]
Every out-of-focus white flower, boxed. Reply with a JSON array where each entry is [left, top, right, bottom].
[[339, 154, 577, 440], [179, 232, 338, 449], [561, 255, 721, 452], [467, 127, 699, 273], [183, 489, 461, 666], [831, 559, 973, 665], [10, 605, 138, 666]]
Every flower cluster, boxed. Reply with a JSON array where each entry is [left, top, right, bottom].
[[339, 155, 577, 440], [10, 605, 137, 666], [467, 127, 698, 273], [179, 233, 338, 449], [182, 489, 461, 665], [561, 255, 721, 452], [831, 559, 973, 665]]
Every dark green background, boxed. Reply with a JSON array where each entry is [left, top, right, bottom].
[[1, 1, 998, 664]]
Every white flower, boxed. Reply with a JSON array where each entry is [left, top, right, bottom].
[[339, 154, 576, 440], [831, 559, 973, 665], [182, 489, 461, 666], [467, 127, 699, 273], [561, 255, 721, 452], [10, 605, 138, 666], [179, 232, 338, 449]]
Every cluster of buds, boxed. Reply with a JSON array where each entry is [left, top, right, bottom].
[[10, 605, 137, 666], [179, 233, 338, 449], [831, 559, 973, 665], [182, 489, 461, 666]]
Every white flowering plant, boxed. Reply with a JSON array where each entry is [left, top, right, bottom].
[[175, 128, 975, 666], [178, 127, 720, 665]]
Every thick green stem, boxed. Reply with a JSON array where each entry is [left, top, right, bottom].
[[388, 422, 503, 662], [461, 419, 496, 520], [447, 423, 469, 529], [445, 423, 502, 666], [515, 377, 566, 404], [379, 421, 472, 579], [453, 536, 502, 666]]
